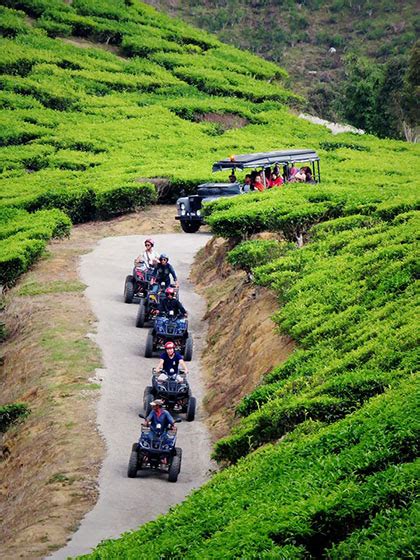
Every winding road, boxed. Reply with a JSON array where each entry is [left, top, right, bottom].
[[50, 233, 212, 559]]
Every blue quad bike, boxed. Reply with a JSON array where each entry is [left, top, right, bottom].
[[143, 368, 196, 421], [144, 311, 193, 360], [124, 263, 154, 304], [127, 415, 182, 482], [135, 283, 179, 328]]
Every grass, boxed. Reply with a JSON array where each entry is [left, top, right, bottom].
[[18, 279, 86, 296]]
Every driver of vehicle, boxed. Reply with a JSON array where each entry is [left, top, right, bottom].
[[136, 238, 159, 269], [151, 254, 179, 292], [145, 399, 175, 431], [156, 287, 187, 317], [157, 341, 189, 381]]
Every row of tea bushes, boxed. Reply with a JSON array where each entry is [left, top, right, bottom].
[[81, 378, 418, 559], [212, 209, 418, 463], [0, 207, 71, 285]]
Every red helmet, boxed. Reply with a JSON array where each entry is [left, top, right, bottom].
[[165, 341, 175, 350], [165, 287, 175, 296], [144, 238, 154, 246]]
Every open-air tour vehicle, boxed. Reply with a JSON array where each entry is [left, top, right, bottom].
[[175, 148, 320, 233]]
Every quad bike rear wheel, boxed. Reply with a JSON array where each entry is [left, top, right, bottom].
[[124, 276, 135, 303], [184, 336, 193, 361], [127, 448, 139, 478], [168, 455, 181, 482], [145, 330, 154, 358], [136, 299, 146, 328], [186, 396, 196, 422]]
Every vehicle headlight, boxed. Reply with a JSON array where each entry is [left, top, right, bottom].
[[162, 444, 170, 450], [141, 440, 150, 448], [196, 209, 201, 216], [180, 203, 185, 210]]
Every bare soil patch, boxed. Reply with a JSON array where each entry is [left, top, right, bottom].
[[191, 237, 295, 439], [0, 206, 178, 560], [195, 112, 249, 130]]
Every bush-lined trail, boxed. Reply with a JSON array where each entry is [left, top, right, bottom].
[[50, 233, 212, 559]]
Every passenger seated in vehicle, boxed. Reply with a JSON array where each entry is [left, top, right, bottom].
[[289, 164, 299, 179], [136, 238, 159, 269], [293, 168, 307, 182], [268, 173, 284, 188], [156, 287, 187, 318], [254, 175, 265, 192], [242, 174, 252, 192], [156, 341, 189, 381], [228, 172, 237, 183], [301, 166, 315, 183]]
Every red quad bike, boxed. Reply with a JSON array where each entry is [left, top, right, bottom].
[[124, 262, 154, 304]]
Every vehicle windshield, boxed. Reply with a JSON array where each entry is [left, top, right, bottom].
[[197, 184, 241, 197]]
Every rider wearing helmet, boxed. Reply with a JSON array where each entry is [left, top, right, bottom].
[[136, 238, 159, 269], [152, 254, 178, 289], [145, 399, 175, 431], [157, 341, 189, 376], [157, 287, 187, 317]]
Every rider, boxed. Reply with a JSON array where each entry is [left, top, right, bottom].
[[157, 341, 189, 381], [156, 287, 187, 317], [136, 238, 159, 269], [145, 399, 175, 431], [151, 254, 178, 293]]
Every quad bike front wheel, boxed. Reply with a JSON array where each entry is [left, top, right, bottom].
[[127, 447, 139, 478], [186, 396, 196, 422], [168, 455, 181, 482], [124, 276, 135, 303]]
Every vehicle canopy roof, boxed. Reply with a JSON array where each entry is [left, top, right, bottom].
[[212, 149, 319, 172]]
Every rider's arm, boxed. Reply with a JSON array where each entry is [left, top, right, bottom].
[[178, 300, 187, 316], [179, 358, 189, 375], [169, 264, 178, 286], [157, 358, 164, 371], [145, 411, 154, 426], [166, 410, 175, 429]]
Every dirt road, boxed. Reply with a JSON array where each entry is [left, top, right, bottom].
[[50, 233, 212, 559]]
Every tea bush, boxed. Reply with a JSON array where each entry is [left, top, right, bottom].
[[0, 403, 30, 432]]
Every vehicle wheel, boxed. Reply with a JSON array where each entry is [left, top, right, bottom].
[[127, 449, 138, 478], [174, 447, 183, 461], [136, 299, 146, 328], [124, 276, 135, 303], [168, 455, 181, 482], [180, 221, 201, 233], [186, 396, 196, 422], [145, 331, 154, 358], [143, 386, 154, 415], [184, 336, 193, 362]]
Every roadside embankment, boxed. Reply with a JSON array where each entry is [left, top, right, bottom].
[[191, 236, 295, 440]]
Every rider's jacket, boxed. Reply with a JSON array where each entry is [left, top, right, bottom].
[[153, 263, 177, 286], [147, 408, 174, 430], [158, 297, 186, 316]]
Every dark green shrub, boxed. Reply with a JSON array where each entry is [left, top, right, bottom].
[[0, 403, 30, 432]]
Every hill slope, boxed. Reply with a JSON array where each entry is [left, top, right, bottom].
[[0, 1, 419, 558]]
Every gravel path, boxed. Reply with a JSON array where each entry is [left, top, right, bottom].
[[50, 233, 212, 559]]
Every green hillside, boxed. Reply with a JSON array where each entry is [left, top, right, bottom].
[[1, 1, 419, 558], [146, 0, 419, 139]]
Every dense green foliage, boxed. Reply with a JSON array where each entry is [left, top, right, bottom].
[[0, 0, 297, 283], [1, 1, 418, 556], [0, 402, 30, 432], [146, 0, 419, 138]]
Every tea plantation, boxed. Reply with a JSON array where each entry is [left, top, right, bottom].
[[1, 1, 419, 558]]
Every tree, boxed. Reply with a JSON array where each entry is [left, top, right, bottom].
[[401, 41, 420, 142]]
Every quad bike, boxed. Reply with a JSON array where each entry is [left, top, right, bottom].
[[143, 368, 196, 422], [124, 263, 154, 304], [127, 415, 182, 482], [136, 283, 179, 328], [144, 311, 192, 360]]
